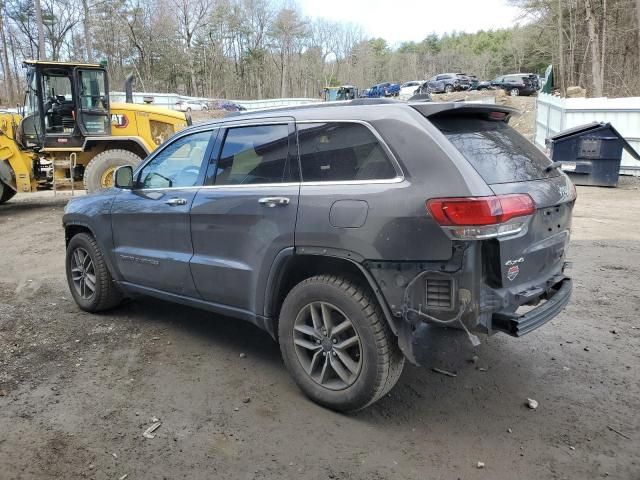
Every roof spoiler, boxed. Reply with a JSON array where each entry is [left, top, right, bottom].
[[410, 102, 519, 121]]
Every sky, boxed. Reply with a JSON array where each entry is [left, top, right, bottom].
[[297, 0, 524, 46]]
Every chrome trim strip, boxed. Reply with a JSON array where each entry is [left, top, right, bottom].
[[134, 176, 405, 193], [131, 119, 406, 192]]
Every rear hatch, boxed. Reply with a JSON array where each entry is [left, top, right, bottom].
[[428, 110, 576, 291]]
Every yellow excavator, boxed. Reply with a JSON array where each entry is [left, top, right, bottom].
[[0, 60, 189, 204]]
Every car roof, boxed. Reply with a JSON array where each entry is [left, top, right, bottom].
[[189, 99, 518, 128]]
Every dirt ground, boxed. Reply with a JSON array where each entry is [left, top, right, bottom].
[[1, 180, 639, 480]]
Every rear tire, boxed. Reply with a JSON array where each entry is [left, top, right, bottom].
[[444, 84, 454, 93], [83, 149, 143, 193], [0, 180, 17, 204], [510, 88, 520, 96], [279, 275, 404, 412], [66, 232, 123, 312]]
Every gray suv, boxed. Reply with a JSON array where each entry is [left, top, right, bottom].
[[63, 100, 575, 411]]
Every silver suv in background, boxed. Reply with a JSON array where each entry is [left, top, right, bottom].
[[63, 99, 575, 411]]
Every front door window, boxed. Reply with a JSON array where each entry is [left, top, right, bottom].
[[138, 131, 213, 189]]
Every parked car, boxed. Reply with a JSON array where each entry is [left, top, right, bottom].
[[491, 74, 537, 96], [324, 85, 359, 101], [475, 80, 493, 90], [461, 74, 479, 90], [209, 100, 246, 112], [519, 73, 541, 90], [464, 75, 491, 91], [63, 100, 575, 412], [427, 73, 471, 93], [398, 80, 423, 99], [359, 88, 370, 98], [414, 81, 431, 95], [175, 100, 208, 112], [367, 82, 400, 98]]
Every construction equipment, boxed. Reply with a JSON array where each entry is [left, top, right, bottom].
[[323, 85, 358, 102], [0, 60, 189, 203]]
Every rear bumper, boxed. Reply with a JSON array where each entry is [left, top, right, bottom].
[[492, 277, 572, 336]]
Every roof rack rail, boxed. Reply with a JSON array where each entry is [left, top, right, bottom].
[[220, 97, 401, 117]]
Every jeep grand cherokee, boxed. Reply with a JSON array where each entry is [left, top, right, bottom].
[[63, 99, 575, 411]]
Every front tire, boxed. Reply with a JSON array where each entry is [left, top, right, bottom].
[[279, 275, 404, 412], [0, 180, 17, 204], [510, 88, 520, 96], [66, 233, 123, 312], [83, 149, 143, 193], [444, 84, 454, 93]]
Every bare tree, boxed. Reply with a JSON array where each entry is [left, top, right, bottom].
[[173, 0, 212, 95], [584, 0, 603, 96], [270, 7, 306, 98], [0, 10, 15, 102], [33, 0, 44, 58]]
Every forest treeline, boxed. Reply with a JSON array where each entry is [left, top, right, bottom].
[[0, 0, 638, 102]]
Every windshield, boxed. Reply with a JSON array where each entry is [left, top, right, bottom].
[[431, 116, 559, 184]]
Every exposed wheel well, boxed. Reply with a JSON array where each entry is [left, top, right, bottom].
[[268, 254, 378, 322], [65, 224, 93, 246]]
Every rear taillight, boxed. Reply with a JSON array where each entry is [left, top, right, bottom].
[[426, 194, 536, 240]]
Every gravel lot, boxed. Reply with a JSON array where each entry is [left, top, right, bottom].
[[1, 182, 639, 480]]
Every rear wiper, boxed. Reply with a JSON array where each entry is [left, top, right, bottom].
[[545, 161, 563, 172]]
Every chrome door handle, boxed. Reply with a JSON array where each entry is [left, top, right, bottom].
[[165, 198, 188, 206], [258, 197, 290, 207]]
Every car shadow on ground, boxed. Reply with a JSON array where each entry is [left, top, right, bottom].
[[119, 296, 283, 365], [107, 295, 541, 424]]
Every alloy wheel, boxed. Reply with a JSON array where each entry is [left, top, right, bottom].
[[293, 301, 362, 390], [70, 247, 96, 300]]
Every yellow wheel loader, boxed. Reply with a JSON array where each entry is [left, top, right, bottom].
[[0, 60, 189, 204]]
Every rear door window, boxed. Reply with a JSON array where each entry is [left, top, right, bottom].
[[297, 122, 397, 182], [431, 116, 558, 184]]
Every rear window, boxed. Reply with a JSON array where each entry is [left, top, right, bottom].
[[431, 116, 558, 184]]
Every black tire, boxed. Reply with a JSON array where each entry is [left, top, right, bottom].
[[0, 180, 17, 204], [444, 84, 454, 93], [279, 275, 404, 412], [83, 149, 143, 193], [510, 88, 520, 96], [66, 233, 123, 312]]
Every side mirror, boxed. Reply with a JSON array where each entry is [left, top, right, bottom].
[[114, 165, 133, 189]]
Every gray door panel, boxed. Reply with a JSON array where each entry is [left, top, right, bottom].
[[111, 189, 200, 297], [110, 128, 216, 297], [190, 184, 299, 312], [189, 120, 299, 314]]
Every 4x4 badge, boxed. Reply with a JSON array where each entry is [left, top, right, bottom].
[[505, 257, 524, 266]]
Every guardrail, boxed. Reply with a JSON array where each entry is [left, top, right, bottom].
[[110, 92, 318, 111], [536, 93, 640, 175]]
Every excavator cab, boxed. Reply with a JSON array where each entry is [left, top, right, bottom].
[[19, 61, 111, 150]]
